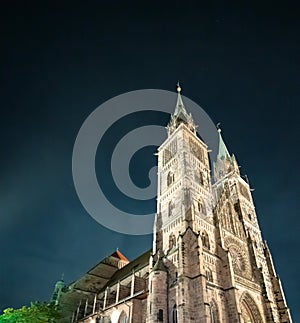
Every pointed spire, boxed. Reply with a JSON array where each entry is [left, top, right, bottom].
[[174, 82, 188, 120], [167, 82, 195, 135], [213, 126, 240, 182], [217, 127, 230, 161]]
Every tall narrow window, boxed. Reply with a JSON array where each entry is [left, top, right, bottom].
[[201, 231, 210, 250], [197, 199, 207, 215], [167, 171, 175, 186], [119, 311, 128, 323], [172, 304, 178, 323], [169, 234, 176, 249], [168, 201, 173, 217], [209, 301, 219, 323], [199, 171, 204, 185], [157, 309, 163, 322], [206, 269, 213, 282]]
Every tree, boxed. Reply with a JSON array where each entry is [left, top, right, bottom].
[[0, 302, 61, 323]]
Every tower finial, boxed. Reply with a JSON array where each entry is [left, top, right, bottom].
[[177, 81, 181, 93], [216, 122, 221, 133]]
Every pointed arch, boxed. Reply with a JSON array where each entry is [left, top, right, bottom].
[[168, 201, 173, 217], [206, 268, 213, 282], [172, 303, 178, 323], [199, 170, 204, 185], [196, 197, 207, 215], [169, 233, 176, 249], [118, 310, 128, 323], [201, 230, 210, 250], [167, 171, 175, 186], [209, 299, 220, 323], [240, 292, 263, 323]]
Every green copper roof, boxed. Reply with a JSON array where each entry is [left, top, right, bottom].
[[217, 129, 230, 160], [152, 256, 168, 272]]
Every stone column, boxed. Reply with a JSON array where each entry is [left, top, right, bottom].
[[103, 288, 108, 310], [92, 294, 97, 314], [116, 281, 120, 303], [131, 271, 135, 296]]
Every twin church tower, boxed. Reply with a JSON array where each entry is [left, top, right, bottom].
[[55, 85, 292, 322], [148, 84, 291, 322]]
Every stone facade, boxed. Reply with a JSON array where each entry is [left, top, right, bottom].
[[56, 86, 292, 322]]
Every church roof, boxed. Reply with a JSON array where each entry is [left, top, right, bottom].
[[58, 249, 150, 321], [110, 249, 129, 262], [58, 250, 130, 315], [152, 257, 168, 272], [104, 249, 150, 288]]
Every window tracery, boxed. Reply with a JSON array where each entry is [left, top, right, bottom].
[[240, 292, 263, 323]]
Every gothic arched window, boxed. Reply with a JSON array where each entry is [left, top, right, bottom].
[[169, 234, 176, 249], [209, 301, 219, 323], [240, 292, 263, 323], [157, 309, 163, 322], [172, 304, 178, 323], [201, 231, 210, 250], [167, 172, 175, 186], [199, 171, 204, 185], [197, 199, 207, 215], [206, 269, 213, 282], [118, 311, 128, 323], [168, 201, 173, 217]]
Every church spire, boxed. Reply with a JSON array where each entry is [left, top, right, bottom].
[[214, 127, 240, 181], [174, 82, 185, 114], [167, 83, 196, 135], [217, 127, 230, 161]]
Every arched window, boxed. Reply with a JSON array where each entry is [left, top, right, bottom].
[[169, 233, 176, 249], [197, 199, 207, 215], [168, 201, 173, 217], [240, 292, 263, 323], [199, 171, 204, 185], [201, 231, 210, 250], [157, 309, 163, 322], [197, 200, 201, 212], [206, 269, 213, 282], [172, 304, 178, 323], [118, 311, 128, 323], [209, 300, 219, 323], [167, 172, 175, 186]]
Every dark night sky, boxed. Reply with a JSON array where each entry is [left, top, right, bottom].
[[0, 1, 299, 321]]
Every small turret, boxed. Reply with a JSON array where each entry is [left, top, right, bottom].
[[214, 128, 239, 182], [147, 252, 168, 323], [51, 275, 65, 305]]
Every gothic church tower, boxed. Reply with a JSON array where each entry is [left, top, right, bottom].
[[147, 85, 292, 323]]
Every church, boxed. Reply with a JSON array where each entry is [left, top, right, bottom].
[[53, 86, 292, 322]]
